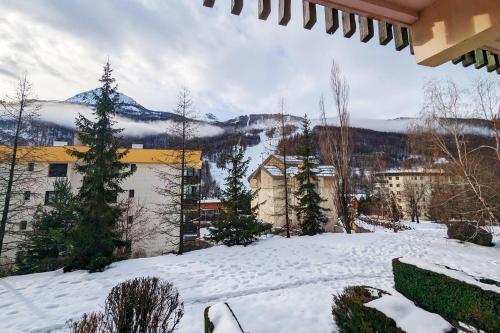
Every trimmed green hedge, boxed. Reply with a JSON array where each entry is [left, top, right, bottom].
[[332, 286, 404, 333], [393, 258, 500, 332]]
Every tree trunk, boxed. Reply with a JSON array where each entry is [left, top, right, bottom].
[[0, 92, 25, 256]]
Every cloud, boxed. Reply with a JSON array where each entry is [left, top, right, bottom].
[[36, 101, 225, 138], [0, 0, 485, 121]]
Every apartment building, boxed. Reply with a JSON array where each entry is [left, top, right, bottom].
[[248, 155, 339, 232], [0, 143, 202, 264], [374, 168, 447, 219]]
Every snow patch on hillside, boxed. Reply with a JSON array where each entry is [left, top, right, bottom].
[[66, 88, 138, 106]]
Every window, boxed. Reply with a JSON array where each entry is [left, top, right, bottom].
[[19, 221, 27, 230], [397, 191, 401, 195], [48, 163, 68, 177], [127, 216, 133, 225], [388, 177, 392, 180], [24, 191, 31, 200], [396, 176, 399, 180], [45, 191, 56, 205], [396, 184, 400, 188], [129, 189, 135, 198], [389, 183, 393, 187], [130, 164, 137, 172], [420, 176, 424, 180], [27, 162, 34, 171], [185, 168, 196, 177]]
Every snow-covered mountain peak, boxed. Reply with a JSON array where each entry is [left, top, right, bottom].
[[66, 88, 139, 106]]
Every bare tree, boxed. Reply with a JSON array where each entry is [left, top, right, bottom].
[[0, 75, 41, 263], [156, 88, 200, 255], [420, 78, 499, 227], [401, 177, 429, 223], [115, 198, 156, 257], [319, 60, 353, 233]]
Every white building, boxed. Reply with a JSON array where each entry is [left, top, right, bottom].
[[0, 143, 202, 266]]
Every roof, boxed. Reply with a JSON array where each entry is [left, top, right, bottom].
[[374, 168, 445, 176], [261, 164, 335, 178], [0, 145, 203, 168]]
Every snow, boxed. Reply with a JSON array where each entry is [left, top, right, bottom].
[[66, 88, 139, 106], [365, 293, 453, 333], [0, 222, 499, 333], [399, 257, 500, 293], [208, 303, 243, 333]]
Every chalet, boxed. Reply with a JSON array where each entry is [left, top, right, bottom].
[[248, 154, 339, 232]]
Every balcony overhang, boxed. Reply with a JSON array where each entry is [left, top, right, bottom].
[[203, 0, 500, 73]]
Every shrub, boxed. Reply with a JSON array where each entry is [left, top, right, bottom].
[[446, 221, 493, 246], [393, 258, 500, 332], [68, 277, 184, 333], [332, 286, 404, 333]]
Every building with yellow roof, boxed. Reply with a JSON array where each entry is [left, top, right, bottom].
[[0, 142, 203, 265]]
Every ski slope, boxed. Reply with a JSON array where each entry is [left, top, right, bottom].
[[0, 222, 498, 333]]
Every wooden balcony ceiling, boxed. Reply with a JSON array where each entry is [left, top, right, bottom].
[[311, 0, 436, 25]]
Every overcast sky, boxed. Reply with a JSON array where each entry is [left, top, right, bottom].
[[0, 0, 485, 120]]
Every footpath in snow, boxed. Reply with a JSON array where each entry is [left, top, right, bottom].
[[0, 222, 499, 333]]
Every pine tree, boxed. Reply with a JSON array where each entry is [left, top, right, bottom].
[[16, 179, 76, 274], [66, 62, 134, 272], [209, 143, 271, 246], [294, 115, 328, 236]]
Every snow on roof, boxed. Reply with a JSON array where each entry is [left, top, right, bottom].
[[374, 168, 444, 175], [200, 198, 221, 204], [263, 165, 334, 177]]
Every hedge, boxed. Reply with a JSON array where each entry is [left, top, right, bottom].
[[393, 258, 500, 332], [332, 286, 404, 333]]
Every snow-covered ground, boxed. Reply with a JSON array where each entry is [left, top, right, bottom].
[[1, 222, 499, 333]]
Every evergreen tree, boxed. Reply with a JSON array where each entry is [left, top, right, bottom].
[[294, 115, 328, 236], [209, 143, 271, 246], [16, 179, 76, 274], [66, 62, 134, 272]]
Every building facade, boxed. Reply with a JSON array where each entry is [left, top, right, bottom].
[[0, 144, 202, 265], [374, 168, 447, 219], [248, 155, 339, 232]]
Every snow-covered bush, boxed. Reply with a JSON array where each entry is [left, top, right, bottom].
[[446, 221, 493, 246], [68, 277, 184, 333], [393, 258, 500, 332], [332, 286, 404, 333]]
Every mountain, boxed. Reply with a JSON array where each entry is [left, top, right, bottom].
[[1, 89, 494, 190], [65, 88, 179, 122]]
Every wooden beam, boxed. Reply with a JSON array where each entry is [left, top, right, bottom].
[[451, 55, 464, 65], [231, 0, 243, 15], [378, 21, 392, 45], [409, 29, 414, 55], [324, 7, 339, 35], [279, 0, 291, 26], [342, 12, 356, 38], [203, 0, 215, 8], [474, 49, 488, 69], [393, 25, 409, 51], [486, 51, 500, 72], [308, 0, 418, 25], [258, 0, 271, 20], [462, 51, 475, 67], [358, 16, 374, 43], [303, 1, 317, 30]]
